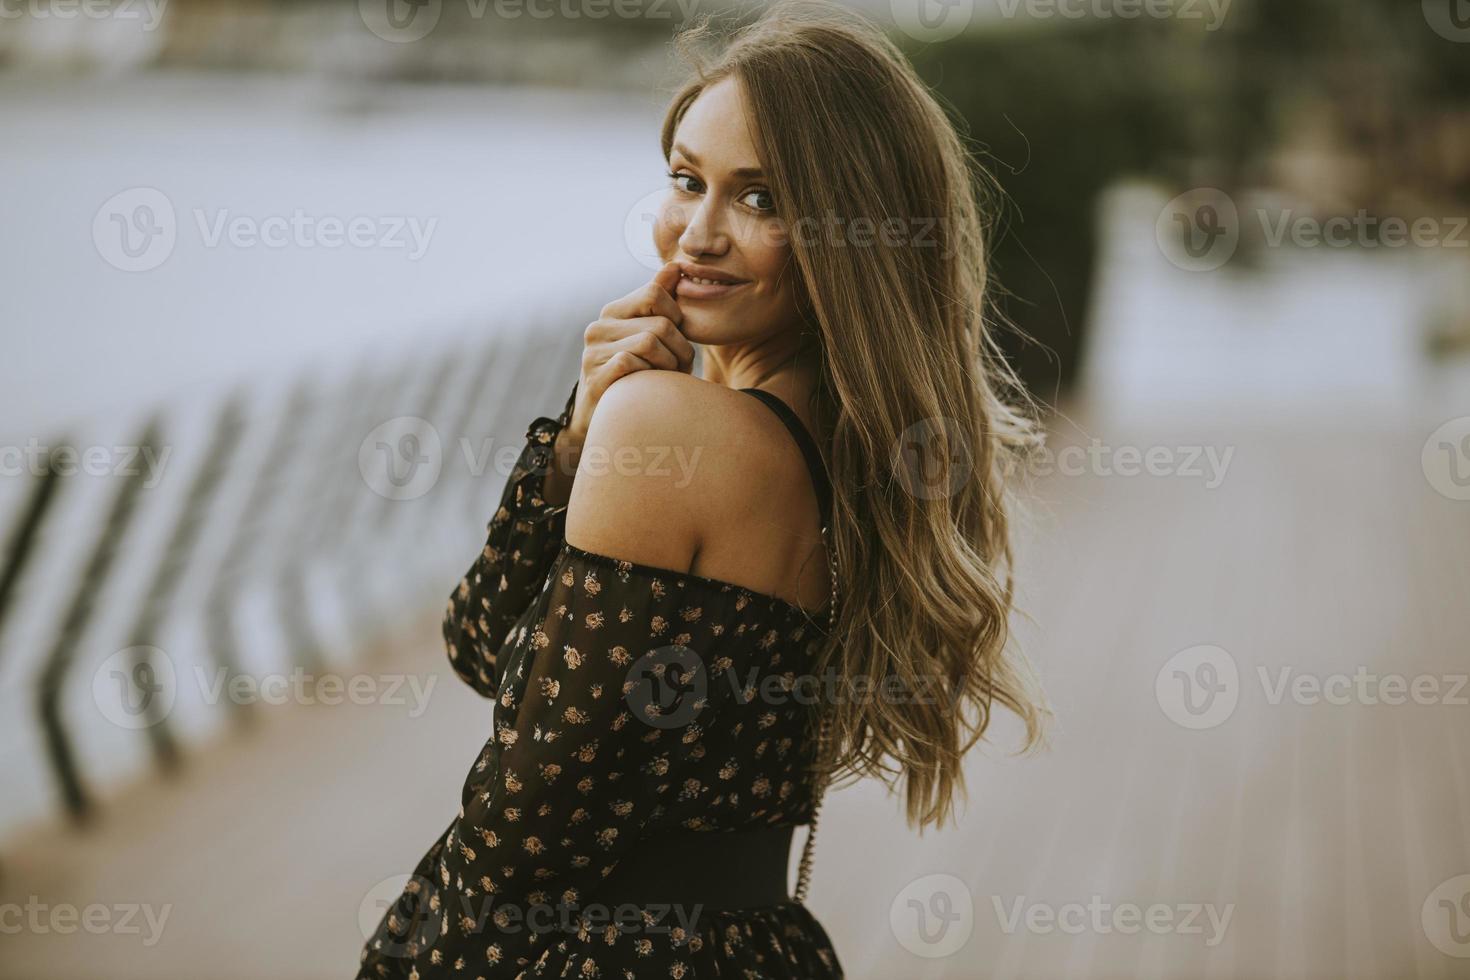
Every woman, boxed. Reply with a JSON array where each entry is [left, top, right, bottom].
[[357, 3, 1047, 977]]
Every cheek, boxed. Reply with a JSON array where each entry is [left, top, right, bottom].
[[653, 198, 685, 257], [741, 224, 792, 291]]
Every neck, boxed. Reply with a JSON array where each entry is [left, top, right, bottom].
[[700, 334, 829, 454], [700, 331, 821, 408]]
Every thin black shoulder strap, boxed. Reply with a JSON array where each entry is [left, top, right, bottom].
[[739, 387, 833, 530]]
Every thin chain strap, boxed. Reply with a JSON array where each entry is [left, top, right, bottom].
[[794, 522, 838, 904]]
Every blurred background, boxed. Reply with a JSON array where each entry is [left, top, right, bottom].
[[2, 1, 1469, 977]]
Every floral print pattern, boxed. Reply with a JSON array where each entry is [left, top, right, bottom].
[[357, 382, 844, 980]]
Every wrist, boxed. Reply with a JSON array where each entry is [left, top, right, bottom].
[[553, 424, 584, 472], [540, 426, 581, 507]]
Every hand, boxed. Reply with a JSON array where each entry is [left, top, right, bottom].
[[568, 260, 695, 444], [541, 262, 695, 505]]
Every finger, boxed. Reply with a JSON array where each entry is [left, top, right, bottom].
[[620, 315, 692, 367], [608, 324, 681, 372], [654, 260, 681, 299], [640, 315, 695, 372], [593, 350, 654, 393], [602, 276, 683, 325]]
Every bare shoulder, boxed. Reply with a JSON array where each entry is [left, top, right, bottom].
[[562, 371, 792, 572], [582, 369, 777, 443]]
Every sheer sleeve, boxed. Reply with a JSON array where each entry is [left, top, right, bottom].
[[444, 380, 579, 699], [445, 549, 728, 976]]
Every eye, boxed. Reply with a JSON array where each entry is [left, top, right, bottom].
[[740, 188, 775, 213], [667, 170, 702, 194]]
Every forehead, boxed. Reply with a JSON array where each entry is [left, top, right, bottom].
[[672, 76, 761, 168]]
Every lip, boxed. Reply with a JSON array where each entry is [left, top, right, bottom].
[[676, 262, 750, 300]]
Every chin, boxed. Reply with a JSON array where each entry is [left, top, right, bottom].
[[675, 310, 725, 345]]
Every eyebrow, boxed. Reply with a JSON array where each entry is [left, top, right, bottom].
[[671, 142, 765, 178]]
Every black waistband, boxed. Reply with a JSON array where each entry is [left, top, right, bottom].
[[589, 825, 796, 913]]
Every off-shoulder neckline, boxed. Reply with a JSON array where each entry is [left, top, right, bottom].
[[559, 541, 831, 628]]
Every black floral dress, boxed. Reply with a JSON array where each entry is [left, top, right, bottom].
[[356, 381, 845, 980]]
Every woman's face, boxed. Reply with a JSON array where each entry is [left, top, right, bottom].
[[655, 76, 803, 346]]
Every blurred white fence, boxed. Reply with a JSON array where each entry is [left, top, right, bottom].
[[0, 313, 596, 838], [0, 71, 666, 842]]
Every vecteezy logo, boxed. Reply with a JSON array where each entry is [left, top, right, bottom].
[[359, 417, 443, 500], [1155, 644, 1239, 730], [1424, 0, 1470, 42], [359, 0, 442, 43], [1422, 416, 1470, 501], [622, 187, 678, 272], [890, 873, 973, 958], [625, 645, 707, 729], [890, 0, 974, 42], [359, 873, 444, 958], [1155, 188, 1239, 272], [1422, 874, 1470, 957], [93, 646, 177, 729], [892, 417, 973, 501], [93, 187, 177, 272]]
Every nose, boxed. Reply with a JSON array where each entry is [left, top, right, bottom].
[[676, 194, 729, 257]]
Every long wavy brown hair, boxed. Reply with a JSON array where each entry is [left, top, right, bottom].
[[660, 1, 1051, 832]]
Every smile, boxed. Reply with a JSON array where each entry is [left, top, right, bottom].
[[677, 271, 750, 299]]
